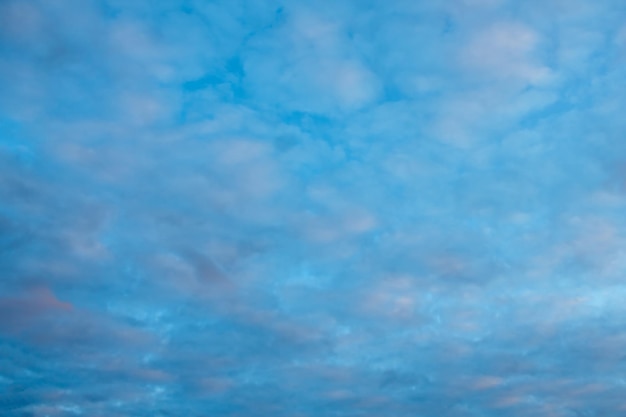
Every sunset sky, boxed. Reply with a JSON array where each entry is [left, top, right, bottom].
[[2, 0, 626, 416]]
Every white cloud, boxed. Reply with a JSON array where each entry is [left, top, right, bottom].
[[243, 8, 380, 114], [461, 21, 553, 85]]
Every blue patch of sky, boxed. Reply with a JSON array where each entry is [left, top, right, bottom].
[[3, 0, 626, 416]]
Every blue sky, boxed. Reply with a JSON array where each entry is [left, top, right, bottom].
[[2, 0, 626, 415]]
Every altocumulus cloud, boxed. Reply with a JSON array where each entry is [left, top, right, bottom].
[[3, 0, 626, 416]]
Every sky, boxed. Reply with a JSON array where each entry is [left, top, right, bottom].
[[2, 0, 626, 415]]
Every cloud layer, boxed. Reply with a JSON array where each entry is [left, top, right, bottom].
[[3, 0, 626, 415]]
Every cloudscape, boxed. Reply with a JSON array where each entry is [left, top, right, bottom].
[[2, 0, 626, 416]]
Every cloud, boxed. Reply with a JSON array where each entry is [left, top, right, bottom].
[[243, 6, 381, 114], [3, 0, 626, 416], [461, 21, 553, 84]]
